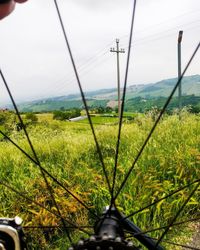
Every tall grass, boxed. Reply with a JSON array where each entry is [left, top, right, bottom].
[[0, 113, 199, 249]]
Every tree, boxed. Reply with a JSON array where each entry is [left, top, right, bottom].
[[53, 111, 66, 120], [105, 107, 113, 113], [96, 106, 105, 114]]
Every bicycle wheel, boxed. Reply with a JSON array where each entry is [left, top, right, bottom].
[[0, 0, 199, 249]]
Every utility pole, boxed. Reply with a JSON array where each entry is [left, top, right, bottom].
[[178, 30, 183, 111], [110, 39, 125, 119]]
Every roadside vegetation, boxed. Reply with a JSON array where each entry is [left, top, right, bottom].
[[53, 109, 81, 121], [0, 109, 199, 249]]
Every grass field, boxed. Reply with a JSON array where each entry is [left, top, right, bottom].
[[76, 115, 119, 124], [36, 113, 53, 122], [34, 113, 134, 125], [0, 112, 199, 249]]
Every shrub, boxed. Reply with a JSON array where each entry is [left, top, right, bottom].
[[25, 112, 38, 123], [53, 109, 81, 120]]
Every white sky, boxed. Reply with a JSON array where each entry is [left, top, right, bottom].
[[0, 0, 199, 103]]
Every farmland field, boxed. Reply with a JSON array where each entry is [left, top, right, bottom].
[[0, 112, 199, 249]]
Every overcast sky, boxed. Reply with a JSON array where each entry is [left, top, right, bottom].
[[0, 0, 199, 104]]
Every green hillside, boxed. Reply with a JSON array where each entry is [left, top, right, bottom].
[[137, 74, 200, 98], [19, 99, 108, 112], [125, 95, 200, 113], [3, 75, 200, 112]]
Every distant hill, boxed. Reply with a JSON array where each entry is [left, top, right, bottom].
[[4, 74, 200, 112], [92, 74, 200, 99], [136, 74, 200, 98], [18, 99, 108, 113]]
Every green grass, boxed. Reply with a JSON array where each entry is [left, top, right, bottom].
[[122, 111, 139, 117], [76, 116, 119, 124], [0, 112, 199, 249], [75, 113, 137, 124], [36, 113, 53, 122]]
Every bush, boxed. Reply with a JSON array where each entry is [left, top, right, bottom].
[[25, 113, 38, 123], [53, 109, 81, 120], [0, 110, 17, 134]]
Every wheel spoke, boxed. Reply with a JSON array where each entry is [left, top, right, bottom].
[[146, 237, 200, 250], [24, 226, 92, 230], [0, 128, 99, 220], [155, 182, 200, 246], [98, 0, 138, 231], [122, 178, 200, 220], [129, 215, 200, 236], [0, 180, 91, 236], [112, 0, 137, 200], [53, 0, 112, 195], [0, 69, 38, 163], [127, 234, 200, 250], [159, 240, 200, 250], [0, 68, 73, 242], [113, 41, 200, 202]]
